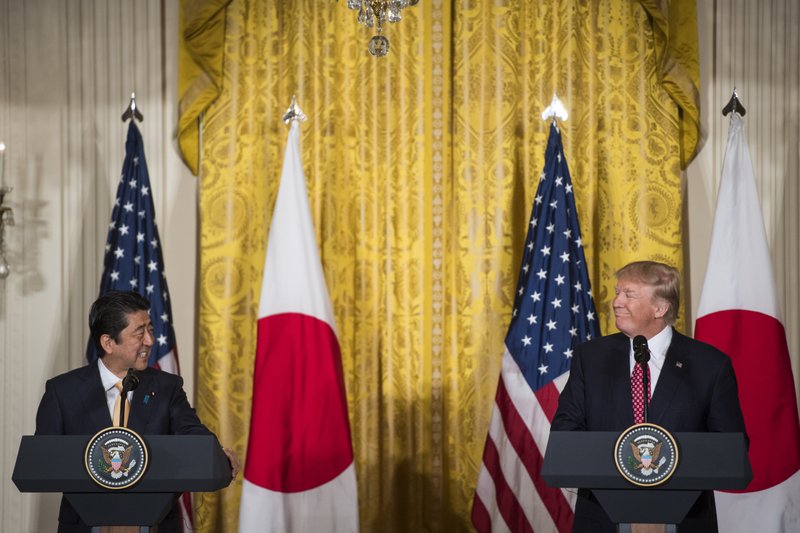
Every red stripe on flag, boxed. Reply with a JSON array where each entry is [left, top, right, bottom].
[[481, 433, 534, 533], [534, 380, 561, 422], [696, 309, 800, 492], [179, 492, 193, 533], [497, 380, 574, 532], [471, 491, 492, 533], [245, 312, 353, 492]]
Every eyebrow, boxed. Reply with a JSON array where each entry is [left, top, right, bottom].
[[615, 287, 640, 295]]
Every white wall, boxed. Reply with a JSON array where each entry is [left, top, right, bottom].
[[0, 1, 197, 531]]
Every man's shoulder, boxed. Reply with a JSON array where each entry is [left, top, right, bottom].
[[46, 363, 97, 387], [579, 332, 628, 352], [139, 367, 184, 387], [669, 330, 731, 364], [47, 365, 183, 386]]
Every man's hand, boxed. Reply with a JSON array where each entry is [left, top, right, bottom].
[[222, 447, 240, 479]]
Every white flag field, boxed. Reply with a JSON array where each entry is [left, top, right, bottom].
[[694, 113, 800, 532]]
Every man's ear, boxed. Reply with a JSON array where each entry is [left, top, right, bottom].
[[99, 334, 115, 355], [654, 302, 669, 320]]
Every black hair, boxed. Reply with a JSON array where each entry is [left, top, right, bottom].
[[89, 291, 150, 354]]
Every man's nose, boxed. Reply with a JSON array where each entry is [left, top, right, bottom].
[[144, 330, 154, 346]]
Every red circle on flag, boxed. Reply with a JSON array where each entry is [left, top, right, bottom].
[[696, 309, 800, 492], [244, 313, 354, 492]]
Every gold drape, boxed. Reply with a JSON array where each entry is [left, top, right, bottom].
[[178, 0, 699, 530]]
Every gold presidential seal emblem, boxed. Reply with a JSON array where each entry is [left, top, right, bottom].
[[85, 427, 148, 489], [614, 423, 678, 487]]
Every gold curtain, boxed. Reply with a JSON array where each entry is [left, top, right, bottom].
[[178, 0, 699, 530]]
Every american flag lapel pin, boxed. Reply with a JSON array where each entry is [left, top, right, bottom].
[[675, 361, 683, 369]]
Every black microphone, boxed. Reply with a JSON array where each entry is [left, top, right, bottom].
[[122, 368, 140, 392], [632, 335, 650, 423], [118, 369, 139, 427], [633, 335, 650, 364]]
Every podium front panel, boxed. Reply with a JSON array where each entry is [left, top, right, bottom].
[[13, 435, 232, 493], [542, 431, 751, 490]]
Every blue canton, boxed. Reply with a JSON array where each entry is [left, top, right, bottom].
[[86, 122, 176, 366], [506, 122, 601, 392]]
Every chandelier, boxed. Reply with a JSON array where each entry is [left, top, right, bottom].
[[344, 0, 420, 57]]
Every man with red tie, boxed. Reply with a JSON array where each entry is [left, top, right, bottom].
[[552, 261, 747, 532]]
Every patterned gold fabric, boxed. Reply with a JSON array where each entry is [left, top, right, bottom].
[[178, 0, 232, 175], [179, 1, 699, 530]]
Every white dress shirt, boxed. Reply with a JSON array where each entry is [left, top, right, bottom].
[[628, 325, 672, 393], [97, 357, 134, 424]]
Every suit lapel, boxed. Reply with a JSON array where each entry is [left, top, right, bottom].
[[609, 334, 636, 428], [648, 330, 688, 424], [127, 371, 154, 433], [80, 363, 114, 430]]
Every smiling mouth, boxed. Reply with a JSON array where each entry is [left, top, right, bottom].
[[138, 351, 149, 358]]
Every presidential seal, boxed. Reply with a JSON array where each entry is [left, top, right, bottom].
[[85, 427, 148, 489], [614, 423, 678, 487]]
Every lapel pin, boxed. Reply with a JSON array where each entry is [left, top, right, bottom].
[[675, 361, 683, 368], [144, 391, 156, 404]]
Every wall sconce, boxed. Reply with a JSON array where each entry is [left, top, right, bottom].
[[0, 142, 13, 279]]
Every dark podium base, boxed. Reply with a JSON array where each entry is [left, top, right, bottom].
[[594, 489, 700, 524], [66, 492, 178, 527]]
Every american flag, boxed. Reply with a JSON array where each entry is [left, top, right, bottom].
[[472, 122, 600, 532], [86, 121, 179, 373], [88, 121, 192, 530]]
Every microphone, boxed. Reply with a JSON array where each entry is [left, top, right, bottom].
[[122, 368, 140, 392], [633, 335, 650, 364], [632, 335, 650, 423], [118, 369, 139, 427]]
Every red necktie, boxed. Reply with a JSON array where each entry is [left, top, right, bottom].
[[631, 363, 651, 424]]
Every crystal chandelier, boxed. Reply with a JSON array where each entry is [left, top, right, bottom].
[[344, 0, 420, 57]]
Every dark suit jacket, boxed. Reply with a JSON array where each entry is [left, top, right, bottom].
[[35, 362, 215, 533], [551, 330, 747, 533]]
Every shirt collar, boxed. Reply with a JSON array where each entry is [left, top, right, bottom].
[[643, 325, 672, 365], [97, 356, 121, 391]]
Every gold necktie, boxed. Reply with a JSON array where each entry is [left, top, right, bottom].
[[112, 381, 130, 427]]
